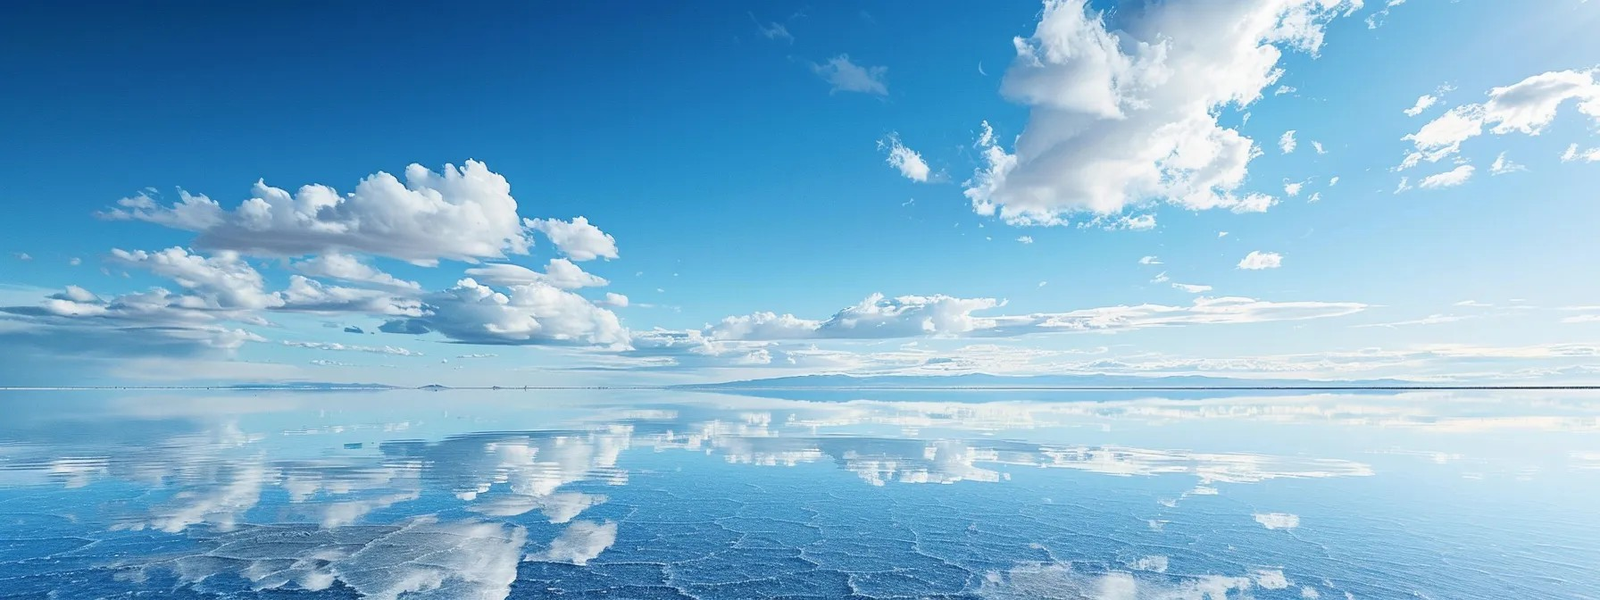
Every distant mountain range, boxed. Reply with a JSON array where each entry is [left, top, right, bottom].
[[679, 373, 1426, 390]]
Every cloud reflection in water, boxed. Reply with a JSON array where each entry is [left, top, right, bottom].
[[0, 388, 1596, 598]]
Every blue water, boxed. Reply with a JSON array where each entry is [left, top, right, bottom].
[[1, 389, 1597, 598]]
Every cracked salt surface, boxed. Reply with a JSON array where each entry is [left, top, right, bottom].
[[0, 388, 1597, 598]]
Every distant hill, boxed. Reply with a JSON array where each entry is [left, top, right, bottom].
[[679, 373, 1420, 390]]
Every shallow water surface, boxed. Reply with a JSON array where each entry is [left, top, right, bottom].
[[0, 389, 1597, 598]]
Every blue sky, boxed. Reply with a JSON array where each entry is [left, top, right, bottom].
[[2, 0, 1599, 386]]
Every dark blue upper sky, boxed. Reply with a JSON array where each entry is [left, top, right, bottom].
[[1, 1, 1041, 316]]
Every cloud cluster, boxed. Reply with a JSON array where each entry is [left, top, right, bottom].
[[382, 278, 628, 348], [282, 340, 421, 356], [610, 291, 1373, 375], [1399, 69, 1600, 170], [707, 293, 1004, 341], [1561, 143, 1600, 163], [525, 217, 619, 262], [292, 253, 421, 293], [963, 0, 1357, 225], [2, 288, 265, 359], [101, 161, 537, 264], [279, 275, 422, 315], [110, 247, 281, 310], [98, 247, 424, 318], [466, 259, 609, 290], [6, 161, 642, 376], [1418, 165, 1474, 189], [618, 292, 1367, 371]]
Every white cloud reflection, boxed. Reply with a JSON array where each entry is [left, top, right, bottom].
[[1254, 512, 1301, 530], [5, 387, 1596, 600], [0, 387, 1587, 600], [124, 517, 527, 600]]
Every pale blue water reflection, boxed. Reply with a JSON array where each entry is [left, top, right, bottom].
[[0, 389, 1597, 598]]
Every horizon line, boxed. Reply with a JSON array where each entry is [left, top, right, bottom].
[[3, 385, 1599, 392]]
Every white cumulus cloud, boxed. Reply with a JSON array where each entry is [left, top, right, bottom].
[[466, 259, 608, 290], [879, 134, 931, 182], [279, 275, 422, 315], [382, 278, 628, 348], [960, 0, 1355, 225], [1418, 164, 1474, 189], [110, 247, 282, 310], [525, 217, 619, 262], [100, 161, 534, 264], [292, 253, 420, 293], [1237, 251, 1283, 270], [1404, 94, 1439, 116], [1561, 143, 1600, 163], [1279, 130, 1298, 154], [708, 293, 1003, 341]]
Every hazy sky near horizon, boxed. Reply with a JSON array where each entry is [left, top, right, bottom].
[[2, 0, 1599, 386]]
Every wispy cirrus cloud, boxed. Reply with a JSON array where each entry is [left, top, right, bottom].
[[1399, 69, 1600, 171], [281, 340, 422, 356], [811, 54, 888, 96], [704, 294, 1364, 342]]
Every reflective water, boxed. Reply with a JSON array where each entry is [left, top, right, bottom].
[[0, 388, 1597, 599]]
